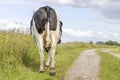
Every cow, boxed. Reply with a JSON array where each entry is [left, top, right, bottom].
[[30, 6, 63, 76]]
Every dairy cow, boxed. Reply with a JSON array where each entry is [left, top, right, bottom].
[[30, 6, 62, 76]]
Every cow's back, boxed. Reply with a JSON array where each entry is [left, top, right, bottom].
[[32, 6, 57, 34]]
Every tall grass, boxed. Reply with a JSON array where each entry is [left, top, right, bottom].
[[97, 50, 120, 80], [0, 32, 40, 80]]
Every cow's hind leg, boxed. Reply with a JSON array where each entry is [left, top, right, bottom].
[[37, 35, 44, 73], [49, 46, 56, 76], [45, 52, 50, 67], [49, 31, 57, 76]]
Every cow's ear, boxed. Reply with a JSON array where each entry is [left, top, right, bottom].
[[60, 21, 63, 27], [59, 21, 63, 32]]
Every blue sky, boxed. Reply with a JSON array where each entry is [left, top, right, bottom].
[[0, 0, 120, 43]]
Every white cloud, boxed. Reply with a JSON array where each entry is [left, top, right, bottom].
[[0, 20, 9, 24], [1, 0, 120, 23], [63, 28, 119, 39], [34, 0, 120, 22], [0, 0, 32, 5], [63, 29, 94, 38], [0, 22, 30, 35], [34, 0, 75, 6]]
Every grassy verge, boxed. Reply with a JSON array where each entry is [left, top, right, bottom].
[[97, 50, 120, 80], [111, 47, 120, 54], [0, 32, 97, 80]]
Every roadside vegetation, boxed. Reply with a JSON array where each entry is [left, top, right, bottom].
[[0, 32, 98, 80], [97, 50, 120, 80], [0, 32, 119, 80], [111, 47, 120, 54], [95, 40, 120, 46]]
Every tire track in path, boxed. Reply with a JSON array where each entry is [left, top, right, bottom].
[[102, 49, 120, 59]]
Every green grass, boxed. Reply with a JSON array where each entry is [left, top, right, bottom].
[[0, 32, 98, 80], [111, 47, 120, 54], [97, 50, 120, 80], [1, 32, 119, 80]]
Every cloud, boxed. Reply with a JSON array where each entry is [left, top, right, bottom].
[[34, 0, 75, 6], [62, 28, 120, 42], [63, 29, 94, 38], [0, 19, 9, 24], [63, 28, 119, 39], [0, 21, 30, 34], [34, 0, 120, 22], [1, 0, 120, 22], [0, 0, 32, 5]]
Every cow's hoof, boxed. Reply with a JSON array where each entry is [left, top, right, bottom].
[[50, 72, 56, 76], [50, 68, 56, 76]]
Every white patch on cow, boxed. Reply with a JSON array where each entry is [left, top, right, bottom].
[[31, 19, 37, 41], [45, 30, 57, 68], [37, 34, 44, 72], [45, 21, 51, 67], [55, 10, 61, 43], [45, 21, 51, 47], [50, 31, 57, 68], [32, 19, 45, 71]]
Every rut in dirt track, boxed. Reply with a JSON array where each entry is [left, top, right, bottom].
[[64, 49, 100, 80], [102, 49, 120, 59]]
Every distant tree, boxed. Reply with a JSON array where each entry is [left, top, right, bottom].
[[89, 41, 94, 44], [96, 41, 105, 45], [105, 40, 120, 46]]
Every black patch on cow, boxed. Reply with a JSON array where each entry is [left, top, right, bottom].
[[57, 21, 63, 44], [31, 6, 57, 34], [46, 6, 57, 31], [33, 8, 46, 34], [30, 20, 32, 35], [60, 21, 63, 32]]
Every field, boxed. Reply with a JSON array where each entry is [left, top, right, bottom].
[[111, 47, 120, 54], [0, 32, 119, 80], [0, 32, 95, 80], [97, 50, 120, 80]]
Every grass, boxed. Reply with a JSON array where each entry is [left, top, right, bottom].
[[111, 47, 120, 54], [97, 50, 120, 80], [0, 32, 119, 80], [0, 32, 99, 80]]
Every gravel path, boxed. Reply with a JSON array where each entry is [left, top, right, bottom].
[[102, 49, 120, 59], [64, 49, 100, 80]]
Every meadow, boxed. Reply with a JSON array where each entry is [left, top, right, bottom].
[[0, 32, 119, 80], [0, 32, 94, 80], [111, 47, 120, 54], [97, 50, 120, 80]]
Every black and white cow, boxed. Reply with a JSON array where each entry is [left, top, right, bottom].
[[30, 6, 62, 76]]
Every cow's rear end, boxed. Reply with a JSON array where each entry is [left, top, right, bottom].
[[30, 6, 63, 76]]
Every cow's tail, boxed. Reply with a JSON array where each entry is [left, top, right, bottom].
[[55, 11, 60, 34], [45, 7, 51, 47], [45, 21, 51, 47]]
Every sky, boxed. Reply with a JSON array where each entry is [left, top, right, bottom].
[[0, 0, 120, 43]]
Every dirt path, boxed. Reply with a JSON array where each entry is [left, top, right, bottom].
[[64, 49, 100, 80], [102, 49, 120, 59]]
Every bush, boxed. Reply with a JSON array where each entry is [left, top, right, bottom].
[[105, 40, 120, 46], [96, 41, 105, 45]]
